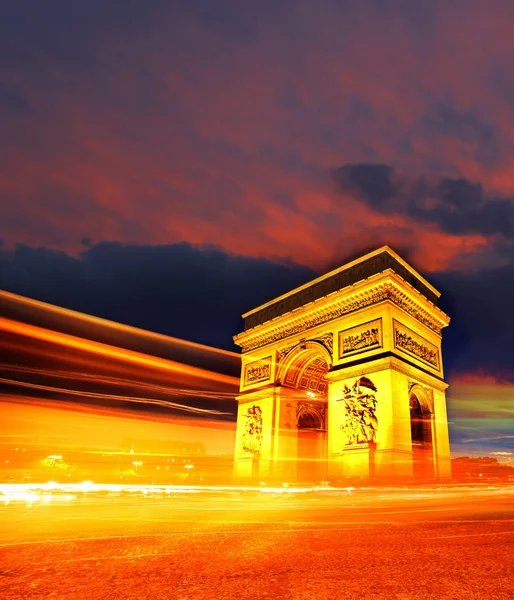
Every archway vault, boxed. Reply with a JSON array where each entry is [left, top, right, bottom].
[[278, 341, 331, 396]]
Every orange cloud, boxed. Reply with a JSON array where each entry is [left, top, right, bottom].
[[2, 1, 514, 274]]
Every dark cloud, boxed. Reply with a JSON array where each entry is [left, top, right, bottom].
[[423, 104, 495, 147], [333, 164, 398, 210], [334, 163, 514, 239], [1, 241, 513, 384], [0, 1, 160, 68], [436, 178, 483, 209], [0, 242, 314, 350], [434, 262, 514, 381]]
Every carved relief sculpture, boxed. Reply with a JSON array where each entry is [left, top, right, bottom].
[[244, 358, 272, 385], [343, 327, 379, 352], [393, 321, 439, 369], [339, 319, 382, 358], [314, 332, 334, 354], [341, 377, 378, 445], [277, 344, 295, 364], [242, 405, 263, 454]]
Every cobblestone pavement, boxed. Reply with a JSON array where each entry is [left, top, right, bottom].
[[1, 487, 513, 599]]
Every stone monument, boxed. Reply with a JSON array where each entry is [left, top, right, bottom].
[[233, 246, 451, 483]]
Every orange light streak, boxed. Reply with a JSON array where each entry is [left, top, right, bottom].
[[0, 376, 232, 415], [0, 364, 237, 400], [0, 290, 238, 358], [0, 317, 239, 388]]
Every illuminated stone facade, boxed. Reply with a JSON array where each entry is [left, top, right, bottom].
[[233, 246, 452, 483]]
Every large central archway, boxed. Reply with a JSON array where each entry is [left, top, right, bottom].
[[278, 341, 330, 482]]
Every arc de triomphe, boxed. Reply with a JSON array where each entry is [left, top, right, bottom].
[[233, 246, 451, 483]]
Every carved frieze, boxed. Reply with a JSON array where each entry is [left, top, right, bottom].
[[340, 377, 378, 445], [244, 357, 272, 386], [277, 344, 295, 364], [339, 318, 382, 359], [238, 283, 443, 353], [241, 405, 263, 454], [314, 332, 333, 354], [393, 320, 440, 370]]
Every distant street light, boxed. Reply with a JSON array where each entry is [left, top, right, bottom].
[[47, 455, 62, 465]]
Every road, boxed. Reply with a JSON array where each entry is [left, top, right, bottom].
[[1, 486, 513, 599]]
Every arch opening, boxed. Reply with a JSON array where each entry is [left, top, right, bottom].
[[409, 387, 434, 480], [279, 343, 330, 483], [297, 408, 323, 430]]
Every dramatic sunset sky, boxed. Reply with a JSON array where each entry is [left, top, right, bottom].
[[1, 1, 513, 458]]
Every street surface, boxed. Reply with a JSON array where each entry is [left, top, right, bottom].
[[1, 485, 513, 599]]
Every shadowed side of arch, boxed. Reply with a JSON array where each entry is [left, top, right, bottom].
[[409, 384, 434, 479]]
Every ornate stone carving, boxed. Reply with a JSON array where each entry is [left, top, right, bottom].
[[314, 332, 333, 354], [339, 318, 382, 358], [277, 334, 332, 366], [242, 250, 440, 330], [242, 405, 263, 454], [244, 357, 272, 385], [343, 327, 379, 352], [393, 321, 439, 369], [341, 377, 378, 445], [277, 344, 295, 363], [237, 283, 443, 352]]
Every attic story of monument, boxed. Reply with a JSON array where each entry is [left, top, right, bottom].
[[232, 246, 451, 482]]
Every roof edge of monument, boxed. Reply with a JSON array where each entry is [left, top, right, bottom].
[[234, 272, 450, 352], [242, 245, 440, 319]]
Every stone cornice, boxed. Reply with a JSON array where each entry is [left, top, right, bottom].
[[326, 355, 448, 392], [242, 246, 441, 329], [234, 272, 449, 353]]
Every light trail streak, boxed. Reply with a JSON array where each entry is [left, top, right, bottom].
[[0, 482, 333, 497], [0, 317, 239, 387], [3, 482, 511, 502], [0, 482, 359, 510], [0, 364, 237, 400], [0, 289, 239, 359], [0, 395, 237, 466], [0, 376, 233, 415]]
